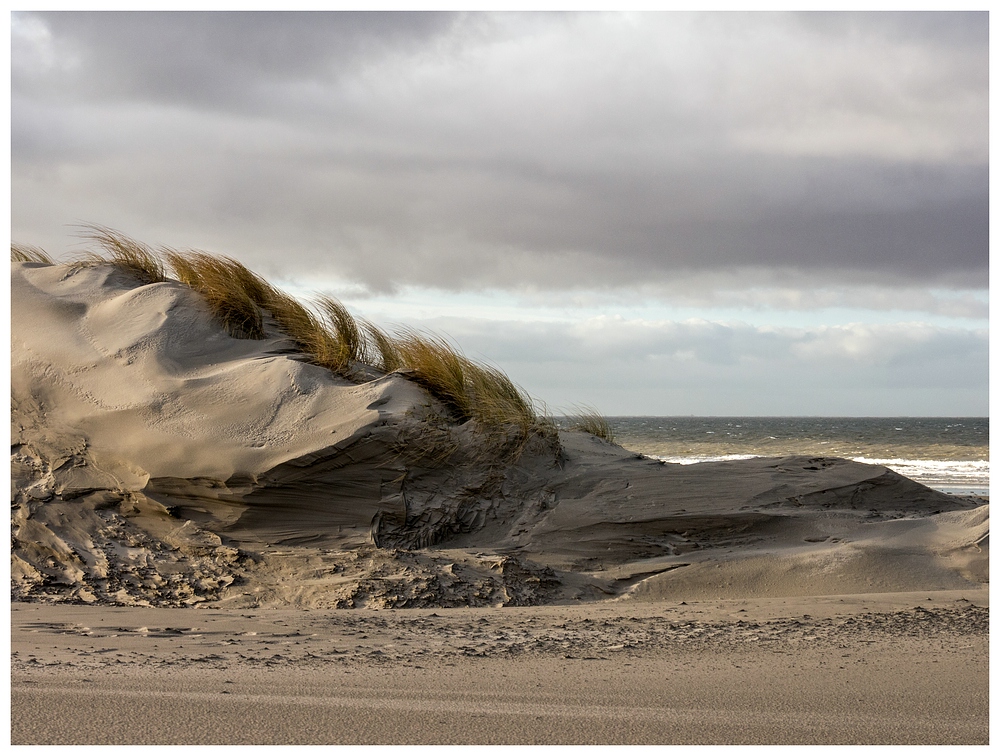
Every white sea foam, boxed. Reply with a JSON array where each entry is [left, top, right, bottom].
[[850, 458, 989, 492], [654, 454, 762, 465], [650, 454, 989, 495]]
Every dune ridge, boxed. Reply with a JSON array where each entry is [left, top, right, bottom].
[[10, 244, 987, 609]]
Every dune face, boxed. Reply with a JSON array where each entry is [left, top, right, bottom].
[[10, 261, 988, 608]]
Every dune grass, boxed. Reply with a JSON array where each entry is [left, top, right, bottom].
[[363, 320, 405, 373], [390, 331, 534, 433], [13, 227, 564, 441], [11, 243, 54, 264], [75, 224, 167, 285], [314, 294, 368, 371], [162, 250, 266, 339], [568, 406, 617, 444], [161, 249, 357, 373]]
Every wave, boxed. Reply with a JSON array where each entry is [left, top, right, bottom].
[[654, 454, 762, 465], [650, 454, 989, 494], [850, 457, 989, 493]]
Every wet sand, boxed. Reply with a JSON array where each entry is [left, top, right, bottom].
[[11, 589, 988, 745]]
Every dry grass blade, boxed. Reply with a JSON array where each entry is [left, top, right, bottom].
[[314, 295, 365, 368], [569, 406, 616, 444], [75, 224, 166, 285], [394, 330, 472, 421], [11, 243, 54, 264], [362, 320, 404, 373], [262, 288, 344, 371], [163, 250, 265, 339]]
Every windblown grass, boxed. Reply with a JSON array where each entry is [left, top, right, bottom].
[[568, 406, 616, 444], [363, 320, 404, 373], [75, 224, 167, 285], [17, 227, 554, 441], [315, 295, 367, 370], [394, 331, 474, 420], [391, 330, 537, 432], [468, 362, 537, 432], [162, 250, 266, 339], [265, 288, 347, 372], [11, 243, 54, 264]]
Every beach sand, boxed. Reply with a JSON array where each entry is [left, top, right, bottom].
[[11, 590, 988, 745], [9, 256, 990, 745]]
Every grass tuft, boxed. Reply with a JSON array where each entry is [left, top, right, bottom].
[[11, 243, 54, 264], [392, 329, 537, 433], [362, 320, 404, 373], [394, 330, 474, 421], [75, 224, 166, 285], [264, 288, 344, 370], [314, 294, 367, 371], [162, 250, 266, 339], [568, 406, 616, 444], [467, 362, 536, 432]]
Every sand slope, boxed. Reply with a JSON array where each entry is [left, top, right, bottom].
[[10, 261, 988, 608]]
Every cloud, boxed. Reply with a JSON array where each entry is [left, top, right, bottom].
[[11, 11, 988, 296], [542, 277, 990, 319], [411, 315, 988, 415], [435, 316, 985, 368], [12, 11, 463, 110]]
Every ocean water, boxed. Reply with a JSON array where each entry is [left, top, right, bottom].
[[595, 417, 989, 497]]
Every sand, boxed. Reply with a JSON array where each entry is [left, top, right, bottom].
[[9, 258, 990, 744], [11, 590, 989, 745]]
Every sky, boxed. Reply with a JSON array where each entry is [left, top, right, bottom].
[[9, 10, 990, 416]]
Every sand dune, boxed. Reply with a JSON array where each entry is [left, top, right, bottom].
[[10, 254, 989, 745], [11, 258, 987, 609]]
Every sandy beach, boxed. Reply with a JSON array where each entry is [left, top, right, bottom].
[[9, 252, 990, 745], [10, 6, 993, 747], [11, 589, 989, 745]]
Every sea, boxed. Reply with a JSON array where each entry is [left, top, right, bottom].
[[590, 417, 989, 498]]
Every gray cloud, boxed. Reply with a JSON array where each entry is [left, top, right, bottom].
[[501, 278, 988, 319], [12, 11, 988, 296], [12, 11, 463, 110]]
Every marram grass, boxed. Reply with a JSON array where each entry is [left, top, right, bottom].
[[162, 249, 266, 340], [11, 243, 54, 264], [363, 319, 404, 373], [76, 224, 167, 285], [10, 228, 592, 444], [315, 294, 368, 371], [568, 406, 616, 444]]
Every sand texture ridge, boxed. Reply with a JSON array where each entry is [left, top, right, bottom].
[[9, 255, 989, 745]]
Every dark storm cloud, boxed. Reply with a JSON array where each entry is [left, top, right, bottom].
[[11, 11, 989, 295], [12, 11, 462, 110]]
